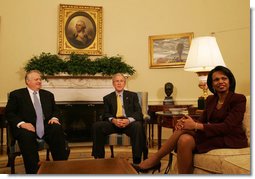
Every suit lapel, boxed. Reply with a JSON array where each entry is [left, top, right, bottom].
[[123, 91, 129, 111], [206, 92, 234, 120], [24, 88, 36, 116], [39, 90, 47, 115], [111, 92, 118, 115], [207, 97, 217, 120]]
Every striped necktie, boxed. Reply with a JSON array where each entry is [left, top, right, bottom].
[[116, 94, 123, 118], [33, 91, 44, 138]]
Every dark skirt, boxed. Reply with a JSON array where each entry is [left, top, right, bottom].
[[194, 131, 227, 154]]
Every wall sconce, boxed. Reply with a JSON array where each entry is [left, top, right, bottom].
[[184, 36, 226, 108]]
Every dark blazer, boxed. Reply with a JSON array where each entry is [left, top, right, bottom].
[[5, 88, 60, 137], [198, 92, 248, 149], [102, 90, 143, 121]]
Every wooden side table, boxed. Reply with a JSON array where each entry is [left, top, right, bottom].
[[156, 111, 201, 149], [147, 105, 163, 147], [156, 111, 176, 149]]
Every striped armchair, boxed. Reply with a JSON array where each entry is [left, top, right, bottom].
[[106, 91, 150, 158]]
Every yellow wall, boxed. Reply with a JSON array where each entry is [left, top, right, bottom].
[[0, 0, 250, 106]]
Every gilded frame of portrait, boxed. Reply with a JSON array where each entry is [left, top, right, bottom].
[[58, 4, 103, 55], [149, 32, 194, 68]]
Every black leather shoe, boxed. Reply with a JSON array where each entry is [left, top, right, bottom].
[[132, 162, 161, 174], [133, 157, 142, 165]]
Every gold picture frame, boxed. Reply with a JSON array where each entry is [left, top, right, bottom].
[[58, 4, 103, 55], [149, 32, 194, 68]]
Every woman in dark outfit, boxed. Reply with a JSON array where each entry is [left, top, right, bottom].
[[135, 66, 248, 174]]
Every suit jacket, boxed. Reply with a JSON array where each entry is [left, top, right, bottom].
[[5, 88, 60, 137], [198, 92, 248, 148], [102, 90, 143, 121]]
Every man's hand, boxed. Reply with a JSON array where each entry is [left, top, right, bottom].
[[20, 122, 35, 132], [48, 118, 61, 125], [112, 118, 130, 128]]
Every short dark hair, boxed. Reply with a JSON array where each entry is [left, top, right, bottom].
[[207, 66, 236, 94]]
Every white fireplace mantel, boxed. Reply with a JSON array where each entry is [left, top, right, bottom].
[[42, 75, 116, 102]]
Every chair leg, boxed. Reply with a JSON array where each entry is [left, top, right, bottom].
[[143, 144, 148, 160], [164, 153, 173, 174], [46, 149, 50, 161], [110, 145, 114, 158], [8, 152, 21, 174]]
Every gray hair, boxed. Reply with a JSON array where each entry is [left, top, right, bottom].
[[25, 70, 42, 84], [112, 73, 126, 82]]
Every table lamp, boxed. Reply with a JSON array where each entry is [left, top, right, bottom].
[[184, 36, 226, 109]]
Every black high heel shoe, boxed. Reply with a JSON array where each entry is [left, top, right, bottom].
[[132, 162, 161, 174]]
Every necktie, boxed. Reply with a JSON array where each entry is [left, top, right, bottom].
[[116, 94, 123, 118], [33, 91, 44, 138]]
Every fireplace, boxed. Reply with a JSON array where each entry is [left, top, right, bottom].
[[41, 75, 120, 143], [58, 102, 104, 142]]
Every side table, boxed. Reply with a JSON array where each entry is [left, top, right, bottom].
[[156, 111, 201, 149], [156, 111, 177, 149], [147, 105, 163, 148]]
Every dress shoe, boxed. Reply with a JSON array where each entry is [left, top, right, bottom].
[[132, 162, 161, 174], [133, 157, 141, 165]]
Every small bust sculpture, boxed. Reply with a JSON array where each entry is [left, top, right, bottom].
[[163, 82, 174, 112], [164, 82, 173, 100]]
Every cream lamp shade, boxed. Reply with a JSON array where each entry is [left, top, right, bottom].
[[184, 36, 226, 98], [184, 36, 226, 72]]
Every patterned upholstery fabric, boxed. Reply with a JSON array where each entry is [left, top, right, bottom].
[[106, 92, 149, 146], [106, 133, 131, 145], [171, 96, 251, 174]]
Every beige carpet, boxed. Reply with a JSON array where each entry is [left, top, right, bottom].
[[0, 145, 171, 174]]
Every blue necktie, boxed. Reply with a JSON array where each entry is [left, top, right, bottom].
[[33, 91, 44, 138]]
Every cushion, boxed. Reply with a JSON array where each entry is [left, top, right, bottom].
[[171, 147, 250, 174], [222, 155, 250, 174], [243, 96, 250, 145], [193, 148, 250, 173], [106, 133, 131, 145]]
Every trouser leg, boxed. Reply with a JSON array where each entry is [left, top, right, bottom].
[[92, 121, 116, 158], [17, 129, 39, 174], [44, 124, 68, 160], [125, 121, 147, 164]]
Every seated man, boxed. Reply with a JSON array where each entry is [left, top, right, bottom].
[[92, 73, 147, 164], [5, 70, 69, 174]]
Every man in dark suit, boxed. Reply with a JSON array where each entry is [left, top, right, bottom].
[[5, 70, 68, 174], [92, 73, 147, 165]]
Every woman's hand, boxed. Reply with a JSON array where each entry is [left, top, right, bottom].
[[181, 115, 196, 130], [175, 115, 196, 131], [175, 116, 186, 130]]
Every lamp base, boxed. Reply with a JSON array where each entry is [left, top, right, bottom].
[[197, 96, 205, 110]]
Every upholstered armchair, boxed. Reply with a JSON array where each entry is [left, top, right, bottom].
[[106, 91, 150, 159]]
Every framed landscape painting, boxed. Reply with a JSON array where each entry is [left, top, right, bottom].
[[149, 32, 194, 68], [58, 4, 103, 55]]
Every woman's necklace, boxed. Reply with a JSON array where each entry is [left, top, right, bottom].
[[218, 100, 224, 105]]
